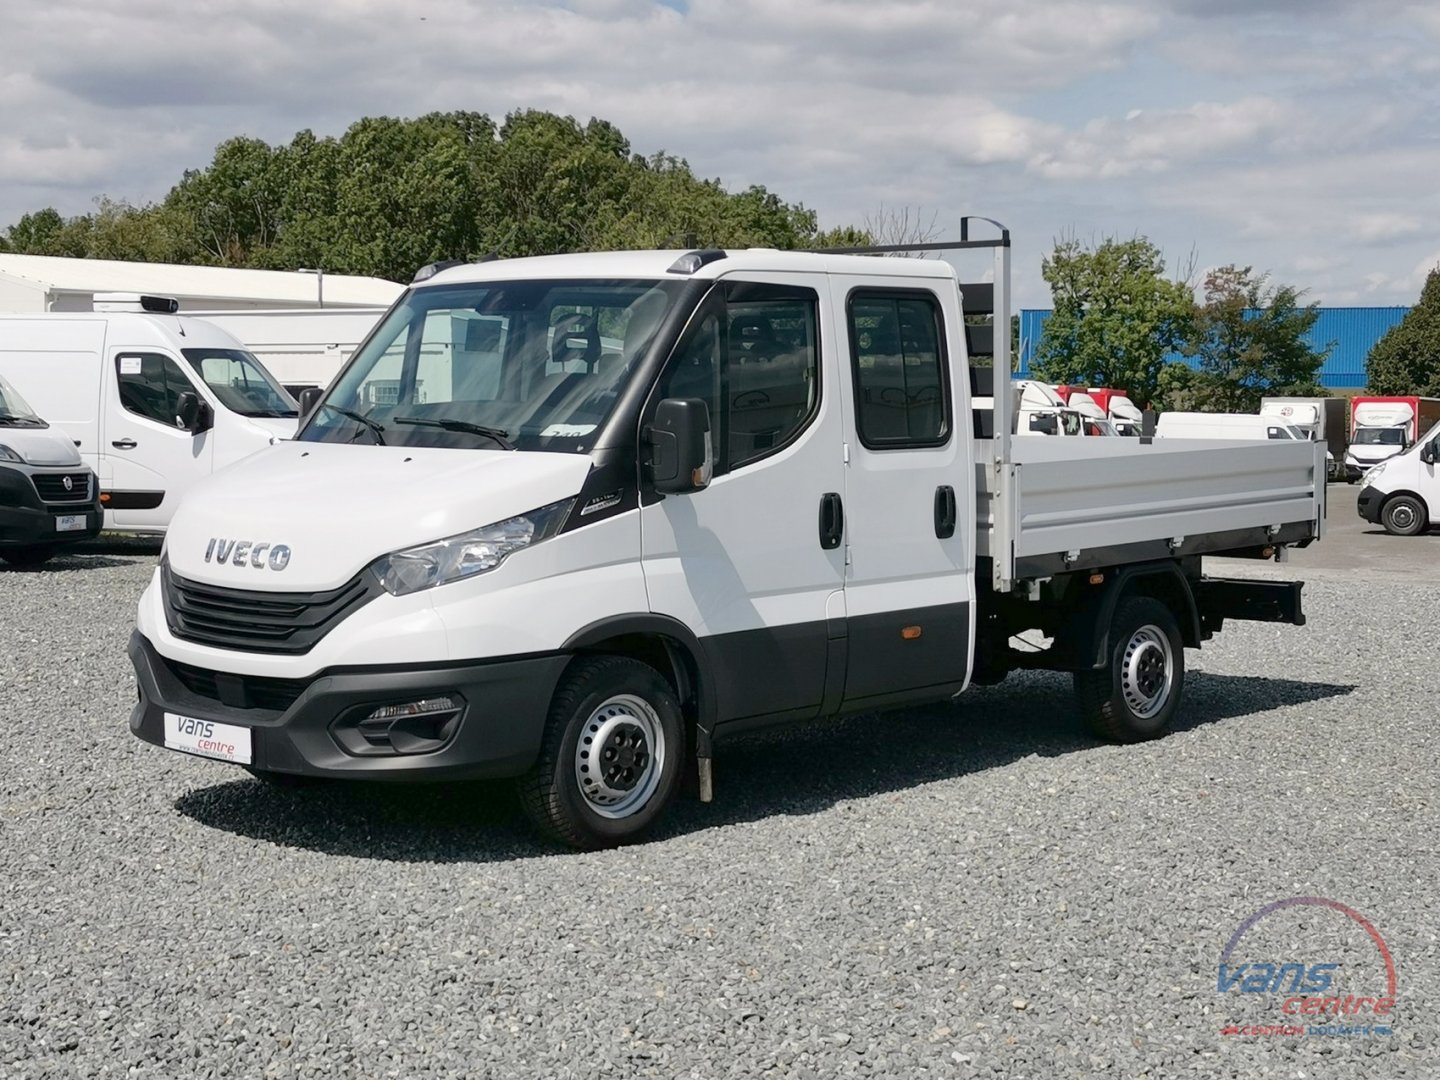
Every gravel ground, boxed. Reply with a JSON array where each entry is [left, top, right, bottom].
[[1, 544, 1436, 1078]]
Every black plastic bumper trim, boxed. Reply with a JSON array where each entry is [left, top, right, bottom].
[[128, 631, 570, 780]]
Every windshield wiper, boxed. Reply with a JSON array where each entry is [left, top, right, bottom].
[[394, 417, 515, 451], [0, 416, 45, 427], [318, 403, 386, 444]]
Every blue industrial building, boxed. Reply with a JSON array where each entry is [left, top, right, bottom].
[[1017, 307, 1408, 390]]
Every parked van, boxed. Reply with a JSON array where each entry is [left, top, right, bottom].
[[1356, 419, 1440, 535], [1155, 413, 1301, 441], [0, 371, 102, 565], [1344, 396, 1440, 482], [0, 295, 299, 532]]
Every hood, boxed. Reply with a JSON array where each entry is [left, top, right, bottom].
[[166, 442, 594, 590], [1348, 443, 1400, 463], [0, 425, 82, 467]]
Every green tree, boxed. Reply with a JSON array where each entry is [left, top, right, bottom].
[[1367, 269, 1440, 395], [1032, 236, 1195, 406], [0, 110, 867, 282], [1186, 265, 1329, 412]]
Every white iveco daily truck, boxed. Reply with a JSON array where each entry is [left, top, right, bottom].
[[128, 223, 1324, 848]]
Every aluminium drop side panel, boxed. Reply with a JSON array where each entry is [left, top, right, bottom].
[[974, 436, 1320, 573]]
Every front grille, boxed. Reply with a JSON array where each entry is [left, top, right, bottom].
[[33, 473, 91, 503], [161, 561, 381, 654], [169, 660, 310, 712]]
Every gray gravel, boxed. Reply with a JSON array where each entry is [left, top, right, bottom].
[[1, 542, 1436, 1078]]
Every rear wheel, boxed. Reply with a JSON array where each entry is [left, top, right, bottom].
[[1381, 495, 1427, 537], [0, 545, 56, 568], [1074, 596, 1185, 743], [518, 655, 683, 849]]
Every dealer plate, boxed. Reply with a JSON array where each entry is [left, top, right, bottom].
[[163, 712, 252, 765], [55, 515, 87, 532]]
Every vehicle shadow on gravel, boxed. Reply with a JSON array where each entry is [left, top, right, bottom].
[[173, 671, 1353, 861], [0, 553, 139, 573]]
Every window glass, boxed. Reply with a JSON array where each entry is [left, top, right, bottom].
[[848, 293, 949, 447], [116, 353, 194, 427], [303, 280, 681, 452], [182, 349, 296, 417], [656, 288, 820, 473]]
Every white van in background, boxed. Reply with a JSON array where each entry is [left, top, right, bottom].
[[185, 308, 389, 395], [1357, 419, 1440, 535], [0, 295, 299, 532], [1155, 413, 1302, 441]]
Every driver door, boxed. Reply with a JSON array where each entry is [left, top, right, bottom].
[[102, 351, 215, 529]]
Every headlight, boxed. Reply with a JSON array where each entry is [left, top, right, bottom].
[[0, 444, 23, 464], [1362, 463, 1386, 485], [370, 499, 574, 596]]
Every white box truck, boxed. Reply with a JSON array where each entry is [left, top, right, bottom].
[[1260, 397, 1346, 480], [1344, 396, 1440, 482], [0, 295, 300, 532], [125, 226, 1323, 848]]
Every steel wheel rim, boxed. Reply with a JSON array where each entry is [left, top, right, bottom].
[[1121, 625, 1174, 720], [573, 693, 664, 818], [1390, 502, 1417, 530]]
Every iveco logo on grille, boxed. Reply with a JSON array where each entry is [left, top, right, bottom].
[[204, 539, 292, 571], [62, 476, 73, 492]]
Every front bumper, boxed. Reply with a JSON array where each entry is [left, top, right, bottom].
[[128, 630, 570, 780], [0, 466, 102, 546], [1356, 485, 1385, 524]]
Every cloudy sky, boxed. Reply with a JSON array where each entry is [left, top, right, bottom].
[[2, 0, 1437, 307]]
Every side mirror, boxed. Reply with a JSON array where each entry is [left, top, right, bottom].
[[646, 398, 713, 494], [298, 386, 324, 417], [174, 391, 212, 435], [1421, 441, 1437, 465]]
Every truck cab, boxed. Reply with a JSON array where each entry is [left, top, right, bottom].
[[0, 296, 300, 532]]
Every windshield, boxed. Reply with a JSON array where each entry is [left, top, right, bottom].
[[1354, 427, 1405, 446], [0, 373, 45, 426], [183, 348, 298, 418], [298, 279, 683, 452]]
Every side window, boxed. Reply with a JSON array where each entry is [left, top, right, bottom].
[[656, 285, 821, 474], [115, 353, 193, 427], [847, 291, 950, 448]]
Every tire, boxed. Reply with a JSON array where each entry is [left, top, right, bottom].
[[1380, 495, 1427, 537], [1074, 595, 1185, 743], [0, 545, 56, 568], [518, 655, 684, 850]]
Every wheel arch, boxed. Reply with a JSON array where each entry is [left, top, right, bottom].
[[1084, 562, 1202, 668], [562, 615, 716, 741], [1380, 489, 1430, 521]]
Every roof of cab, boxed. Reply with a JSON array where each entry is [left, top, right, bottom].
[[421, 248, 961, 288]]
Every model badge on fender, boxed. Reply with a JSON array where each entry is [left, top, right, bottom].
[[204, 538, 292, 571]]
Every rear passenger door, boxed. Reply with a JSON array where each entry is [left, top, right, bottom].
[[640, 278, 847, 727], [831, 280, 974, 709]]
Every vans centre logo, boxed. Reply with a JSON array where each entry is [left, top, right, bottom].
[[1217, 896, 1397, 1038], [204, 538, 292, 571]]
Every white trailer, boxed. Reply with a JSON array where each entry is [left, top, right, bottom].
[[125, 225, 1322, 848]]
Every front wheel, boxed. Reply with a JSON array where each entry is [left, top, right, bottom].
[[1381, 495, 1427, 537], [518, 655, 683, 849], [0, 545, 56, 568], [1074, 596, 1185, 743]]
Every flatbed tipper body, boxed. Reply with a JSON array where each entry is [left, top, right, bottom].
[[976, 435, 1324, 584], [126, 222, 1322, 848]]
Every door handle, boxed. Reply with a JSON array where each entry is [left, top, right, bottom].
[[934, 485, 956, 539], [818, 492, 844, 550], [111, 438, 138, 450]]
